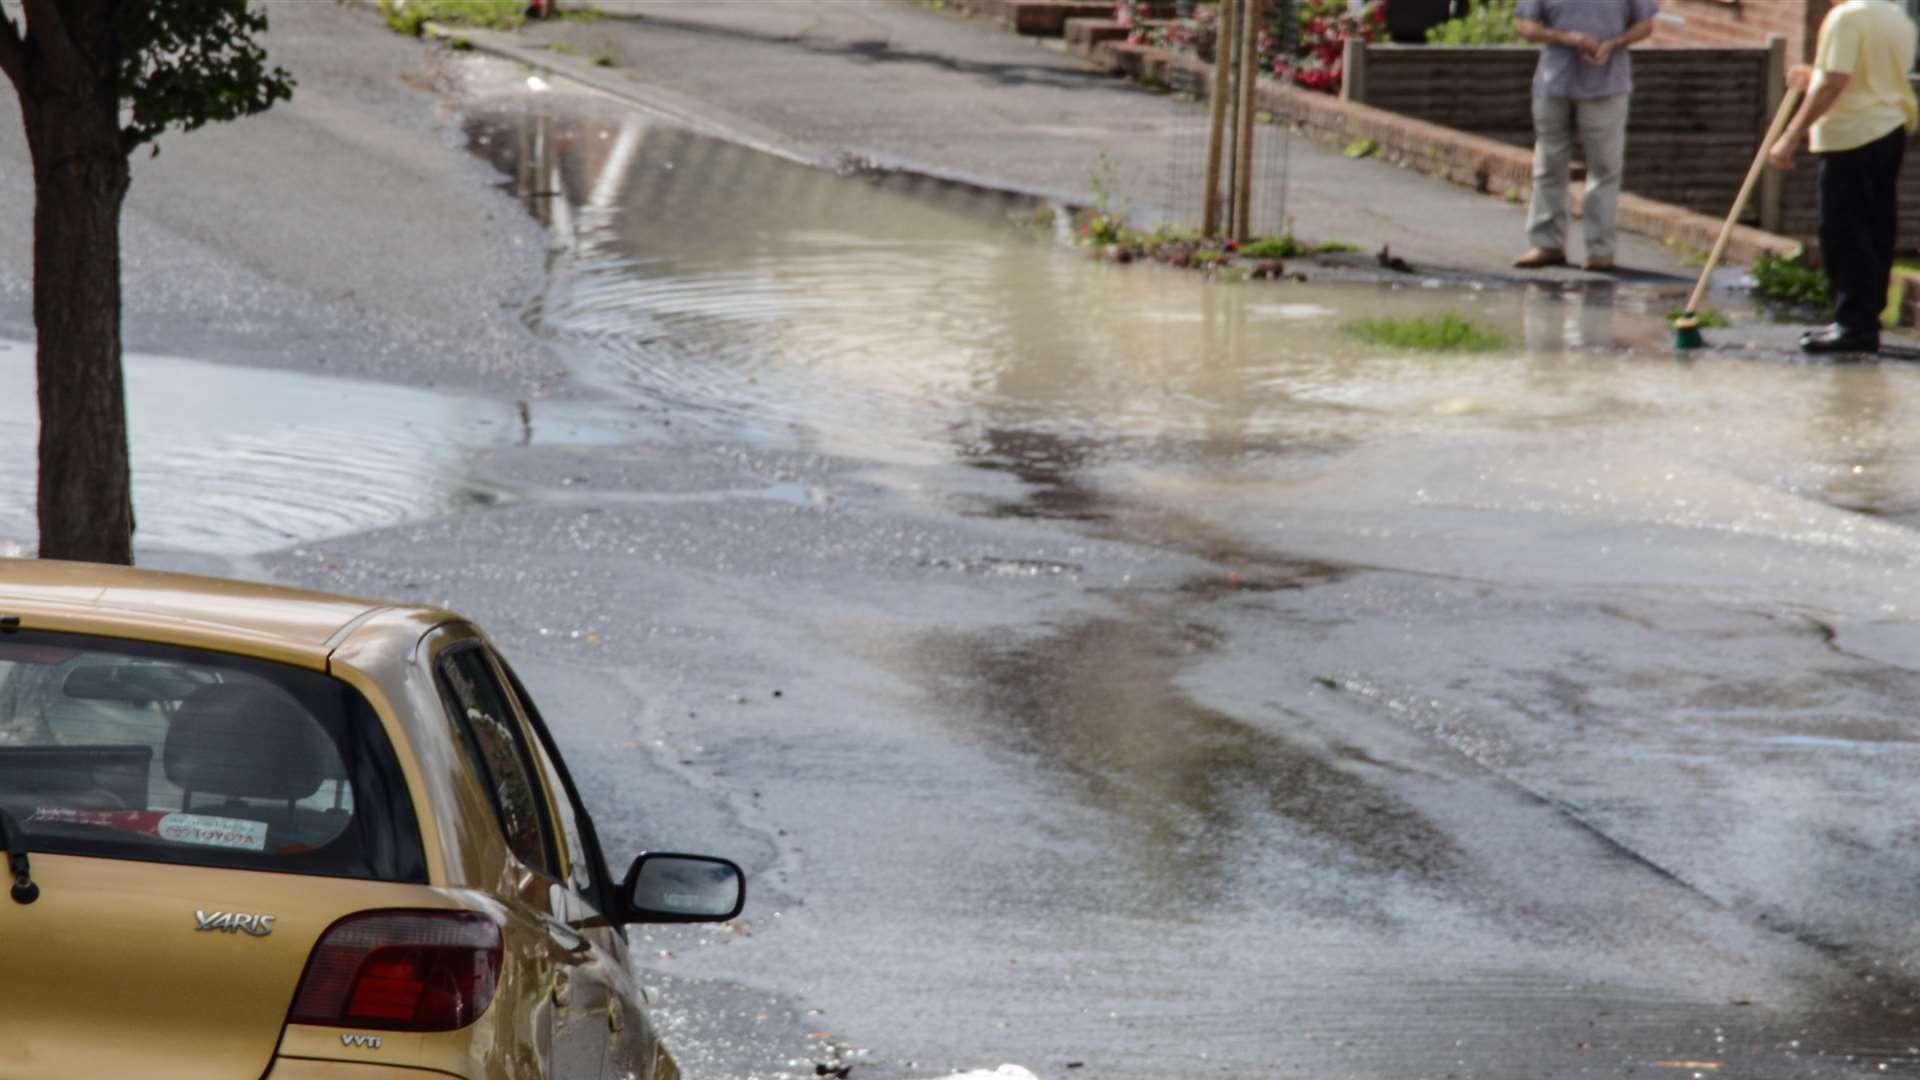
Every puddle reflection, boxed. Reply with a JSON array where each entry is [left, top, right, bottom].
[[0, 344, 629, 555], [468, 96, 1675, 460]]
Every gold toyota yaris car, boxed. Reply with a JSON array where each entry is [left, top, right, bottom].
[[0, 559, 744, 1080]]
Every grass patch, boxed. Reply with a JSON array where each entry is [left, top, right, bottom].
[[1238, 236, 1301, 259], [1344, 138, 1380, 160], [1667, 307, 1730, 328], [1345, 313, 1507, 352], [1239, 234, 1360, 259], [380, 0, 526, 35]]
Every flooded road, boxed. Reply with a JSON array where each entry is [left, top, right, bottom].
[[435, 83, 1920, 1079], [4, 54, 1913, 1076]]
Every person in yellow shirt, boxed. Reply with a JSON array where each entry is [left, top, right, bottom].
[[1768, 0, 1918, 355]]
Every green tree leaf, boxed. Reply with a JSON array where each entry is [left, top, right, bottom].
[[116, 1, 295, 153]]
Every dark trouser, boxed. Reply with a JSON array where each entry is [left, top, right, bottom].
[[1818, 125, 1907, 338]]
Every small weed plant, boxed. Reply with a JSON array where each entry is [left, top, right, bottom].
[[1752, 252, 1833, 309], [1089, 152, 1125, 214], [1078, 152, 1133, 244], [1345, 313, 1507, 352], [1079, 212, 1132, 246]]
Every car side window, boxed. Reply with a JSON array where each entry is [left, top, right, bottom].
[[435, 646, 558, 880], [527, 726, 595, 898], [499, 661, 617, 918]]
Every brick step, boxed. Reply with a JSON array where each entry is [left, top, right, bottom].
[[1003, 0, 1116, 37], [1064, 18, 1130, 53]]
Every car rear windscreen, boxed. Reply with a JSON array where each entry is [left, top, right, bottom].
[[0, 630, 426, 883]]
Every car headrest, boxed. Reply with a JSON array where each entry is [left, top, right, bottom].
[[164, 682, 332, 802]]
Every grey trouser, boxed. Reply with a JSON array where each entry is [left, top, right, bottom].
[[1526, 93, 1630, 260]]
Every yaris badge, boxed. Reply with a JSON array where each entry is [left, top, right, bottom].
[[195, 910, 275, 936]]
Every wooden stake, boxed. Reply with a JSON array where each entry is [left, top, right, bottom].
[[1202, 0, 1235, 238], [1232, 0, 1260, 244]]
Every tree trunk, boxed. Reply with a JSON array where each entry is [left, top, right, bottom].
[[22, 64, 134, 564]]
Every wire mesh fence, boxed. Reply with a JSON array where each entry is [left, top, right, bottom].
[[1152, 0, 1300, 241]]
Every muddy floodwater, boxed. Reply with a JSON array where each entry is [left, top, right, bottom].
[[470, 90, 1920, 544]]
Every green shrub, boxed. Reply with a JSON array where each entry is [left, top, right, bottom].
[[1345, 313, 1507, 352], [1752, 252, 1833, 309], [1426, 0, 1521, 45]]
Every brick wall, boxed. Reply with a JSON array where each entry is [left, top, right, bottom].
[[1348, 41, 1920, 255], [1351, 44, 1778, 227], [1650, 0, 1829, 61], [1080, 37, 1802, 264]]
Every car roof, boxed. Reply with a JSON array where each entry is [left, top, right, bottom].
[[0, 559, 453, 668]]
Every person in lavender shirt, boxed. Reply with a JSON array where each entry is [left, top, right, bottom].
[[1512, 0, 1660, 272]]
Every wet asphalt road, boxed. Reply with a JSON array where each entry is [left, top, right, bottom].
[[8, 5, 1920, 1079]]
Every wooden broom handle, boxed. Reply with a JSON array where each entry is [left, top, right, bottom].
[[1685, 87, 1803, 316]]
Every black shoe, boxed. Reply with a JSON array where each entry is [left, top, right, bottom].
[[1800, 323, 1840, 345], [1802, 326, 1880, 355]]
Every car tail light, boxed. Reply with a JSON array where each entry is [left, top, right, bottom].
[[288, 910, 502, 1031]]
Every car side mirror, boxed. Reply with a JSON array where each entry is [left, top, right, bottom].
[[620, 852, 745, 924]]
